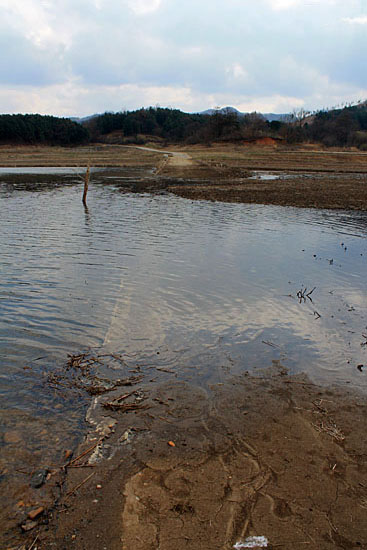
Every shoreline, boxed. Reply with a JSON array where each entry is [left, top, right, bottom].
[[0, 143, 366, 211], [23, 366, 367, 550]]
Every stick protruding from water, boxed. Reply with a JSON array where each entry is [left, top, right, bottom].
[[82, 164, 90, 206]]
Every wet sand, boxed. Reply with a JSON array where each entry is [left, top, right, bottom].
[[13, 364, 367, 550]]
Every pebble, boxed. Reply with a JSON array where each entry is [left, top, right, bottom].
[[21, 520, 38, 532], [30, 469, 48, 488], [28, 506, 44, 520]]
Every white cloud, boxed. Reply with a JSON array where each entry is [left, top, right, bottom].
[[228, 63, 249, 80], [267, 0, 336, 10], [235, 94, 304, 113], [343, 15, 367, 24], [0, 81, 195, 116], [0, 0, 79, 50], [127, 0, 162, 15]]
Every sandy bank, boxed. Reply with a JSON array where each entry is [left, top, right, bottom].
[[29, 365, 367, 550]]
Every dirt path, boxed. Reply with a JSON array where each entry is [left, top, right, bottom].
[[126, 146, 193, 168]]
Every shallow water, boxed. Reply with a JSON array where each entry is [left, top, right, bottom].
[[0, 176, 367, 539], [0, 167, 89, 175]]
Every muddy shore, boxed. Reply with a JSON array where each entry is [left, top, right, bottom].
[[15, 365, 367, 550], [1, 143, 366, 210]]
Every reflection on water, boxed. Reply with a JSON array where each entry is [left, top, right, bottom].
[[1, 181, 367, 391], [0, 178, 366, 541]]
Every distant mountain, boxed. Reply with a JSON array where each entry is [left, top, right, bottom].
[[69, 113, 101, 124], [262, 113, 291, 122], [70, 107, 290, 124], [199, 106, 244, 116], [198, 106, 289, 122]]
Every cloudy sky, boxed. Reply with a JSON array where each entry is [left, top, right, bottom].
[[0, 0, 366, 116]]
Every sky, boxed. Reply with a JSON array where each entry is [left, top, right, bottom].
[[0, 0, 366, 117]]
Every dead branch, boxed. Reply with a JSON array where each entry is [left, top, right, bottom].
[[65, 472, 95, 499], [67, 441, 101, 467], [82, 164, 90, 206]]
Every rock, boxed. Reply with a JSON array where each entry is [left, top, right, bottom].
[[30, 469, 48, 488], [28, 506, 44, 520], [21, 520, 38, 532]]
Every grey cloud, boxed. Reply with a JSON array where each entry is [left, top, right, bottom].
[[0, 29, 66, 86], [1, 0, 366, 114]]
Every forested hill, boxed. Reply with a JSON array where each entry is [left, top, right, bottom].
[[306, 103, 367, 148], [1, 103, 367, 148], [0, 114, 89, 145], [85, 104, 367, 148]]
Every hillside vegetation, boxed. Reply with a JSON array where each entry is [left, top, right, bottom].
[[1, 102, 367, 148], [0, 114, 89, 146]]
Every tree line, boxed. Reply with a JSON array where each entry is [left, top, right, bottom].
[[1, 102, 367, 148], [86, 103, 367, 149], [0, 114, 89, 146]]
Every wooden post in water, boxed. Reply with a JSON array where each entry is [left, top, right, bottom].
[[82, 164, 90, 206]]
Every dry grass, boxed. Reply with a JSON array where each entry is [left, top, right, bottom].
[[183, 143, 367, 173], [0, 144, 162, 167]]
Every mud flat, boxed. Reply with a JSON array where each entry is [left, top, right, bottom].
[[1, 143, 366, 210], [12, 362, 366, 550]]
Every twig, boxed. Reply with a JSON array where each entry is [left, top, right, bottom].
[[65, 472, 95, 499], [68, 463, 95, 468], [68, 441, 100, 467], [113, 391, 136, 403], [262, 340, 279, 348], [297, 286, 316, 304], [28, 534, 39, 550]]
